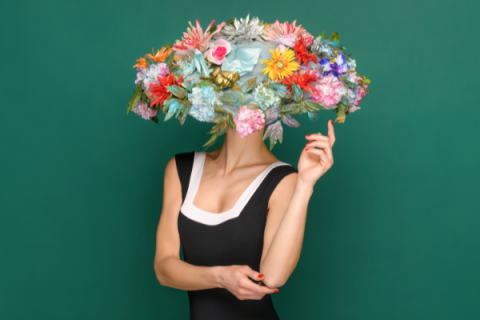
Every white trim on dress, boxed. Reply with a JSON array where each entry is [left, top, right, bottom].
[[180, 152, 291, 226]]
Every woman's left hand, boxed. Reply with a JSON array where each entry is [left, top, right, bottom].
[[297, 120, 336, 188]]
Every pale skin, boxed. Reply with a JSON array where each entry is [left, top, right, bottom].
[[153, 119, 336, 300]]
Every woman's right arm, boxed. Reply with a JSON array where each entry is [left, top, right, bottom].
[[153, 156, 277, 298]]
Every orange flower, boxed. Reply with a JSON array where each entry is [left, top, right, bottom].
[[147, 47, 172, 62], [133, 47, 180, 68], [133, 58, 148, 68]]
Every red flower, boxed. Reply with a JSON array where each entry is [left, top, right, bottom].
[[281, 69, 320, 97], [148, 74, 184, 108], [293, 37, 318, 66]]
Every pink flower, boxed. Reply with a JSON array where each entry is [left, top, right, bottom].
[[173, 20, 226, 57], [263, 20, 304, 41], [354, 75, 368, 105], [204, 39, 232, 65], [302, 31, 314, 47], [234, 106, 266, 138], [311, 74, 347, 108], [275, 34, 298, 47]]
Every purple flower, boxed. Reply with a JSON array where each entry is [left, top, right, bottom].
[[319, 52, 350, 77]]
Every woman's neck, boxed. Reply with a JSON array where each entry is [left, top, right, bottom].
[[208, 128, 276, 173]]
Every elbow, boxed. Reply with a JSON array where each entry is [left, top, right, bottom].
[[153, 260, 168, 287], [261, 274, 288, 289]]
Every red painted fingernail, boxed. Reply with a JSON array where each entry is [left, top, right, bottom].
[[305, 148, 309, 151], [330, 120, 333, 125], [258, 274, 264, 278], [274, 289, 279, 293], [306, 134, 311, 137], [306, 142, 312, 145]]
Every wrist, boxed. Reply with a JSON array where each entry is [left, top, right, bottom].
[[211, 266, 225, 289], [295, 177, 314, 198]]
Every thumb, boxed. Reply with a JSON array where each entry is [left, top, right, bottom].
[[242, 266, 265, 281]]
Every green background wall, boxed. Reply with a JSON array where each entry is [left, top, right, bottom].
[[1, 0, 479, 319]]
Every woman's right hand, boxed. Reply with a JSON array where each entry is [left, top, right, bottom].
[[214, 265, 278, 300]]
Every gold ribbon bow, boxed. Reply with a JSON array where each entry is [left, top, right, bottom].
[[201, 67, 240, 90]]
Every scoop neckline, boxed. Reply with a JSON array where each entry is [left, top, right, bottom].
[[185, 152, 287, 216]]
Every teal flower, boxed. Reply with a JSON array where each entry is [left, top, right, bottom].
[[252, 83, 281, 111]]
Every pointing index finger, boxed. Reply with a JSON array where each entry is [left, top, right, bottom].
[[328, 120, 336, 147]]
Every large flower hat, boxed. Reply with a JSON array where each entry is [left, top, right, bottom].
[[128, 15, 371, 149]]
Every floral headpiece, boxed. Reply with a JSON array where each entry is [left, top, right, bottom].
[[127, 15, 371, 149]]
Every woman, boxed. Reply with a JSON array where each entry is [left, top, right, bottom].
[[153, 119, 335, 320]]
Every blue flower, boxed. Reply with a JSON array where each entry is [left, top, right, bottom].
[[187, 87, 220, 122]]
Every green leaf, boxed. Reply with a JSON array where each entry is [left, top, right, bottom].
[[226, 114, 236, 129], [165, 42, 172, 49], [127, 92, 141, 114], [150, 115, 159, 124], [203, 132, 218, 149], [212, 84, 223, 92], [317, 30, 327, 39], [339, 76, 356, 88], [281, 104, 302, 115], [214, 104, 229, 114], [360, 75, 372, 84], [291, 83, 303, 103], [335, 103, 347, 123], [218, 91, 241, 106], [178, 101, 191, 125], [145, 57, 155, 66], [182, 80, 194, 92], [167, 85, 186, 99], [197, 80, 214, 88], [208, 24, 217, 34], [241, 77, 257, 94], [247, 101, 261, 110], [303, 101, 324, 113], [218, 120, 229, 135], [329, 31, 340, 42], [164, 52, 175, 66]]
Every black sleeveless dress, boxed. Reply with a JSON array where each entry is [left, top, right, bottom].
[[175, 151, 298, 320]]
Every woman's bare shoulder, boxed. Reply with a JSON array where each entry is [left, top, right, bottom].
[[268, 169, 298, 209], [163, 155, 182, 204]]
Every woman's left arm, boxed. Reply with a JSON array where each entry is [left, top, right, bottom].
[[259, 120, 336, 288]]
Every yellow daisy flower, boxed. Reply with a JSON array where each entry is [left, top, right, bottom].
[[259, 47, 300, 80]]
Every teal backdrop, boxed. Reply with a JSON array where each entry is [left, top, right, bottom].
[[1, 0, 479, 319]]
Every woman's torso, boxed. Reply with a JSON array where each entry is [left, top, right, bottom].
[[175, 151, 297, 320]]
